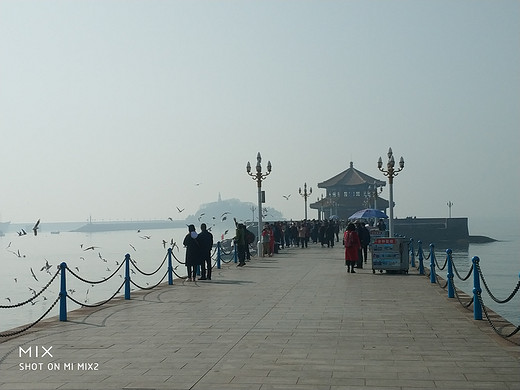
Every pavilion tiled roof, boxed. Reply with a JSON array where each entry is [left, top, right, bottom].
[[318, 162, 386, 188]]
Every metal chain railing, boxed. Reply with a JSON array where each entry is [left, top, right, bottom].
[[451, 261, 473, 281], [66, 280, 126, 308], [130, 253, 167, 276], [65, 261, 125, 285], [475, 262, 520, 304], [130, 270, 169, 290], [419, 246, 519, 344], [476, 291, 520, 344], [0, 295, 61, 338], [1, 246, 185, 337]]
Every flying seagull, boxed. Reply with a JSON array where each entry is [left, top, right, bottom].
[[283, 194, 291, 200], [33, 219, 40, 236], [30, 268, 38, 282], [40, 259, 52, 273], [176, 207, 185, 213]]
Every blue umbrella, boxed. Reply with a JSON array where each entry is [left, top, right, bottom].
[[348, 208, 388, 220]]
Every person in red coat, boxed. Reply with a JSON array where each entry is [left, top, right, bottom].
[[344, 222, 361, 273]]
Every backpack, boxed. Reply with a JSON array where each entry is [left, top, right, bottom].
[[246, 230, 255, 244]]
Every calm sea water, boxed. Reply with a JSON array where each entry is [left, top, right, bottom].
[[1, 218, 518, 333]]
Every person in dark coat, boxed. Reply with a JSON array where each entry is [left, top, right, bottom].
[[183, 224, 202, 281], [318, 221, 327, 247], [356, 221, 371, 268], [377, 219, 387, 232], [197, 223, 213, 280], [326, 221, 335, 248], [234, 223, 247, 267]]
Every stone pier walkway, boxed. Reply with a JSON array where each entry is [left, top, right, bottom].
[[1, 244, 519, 389]]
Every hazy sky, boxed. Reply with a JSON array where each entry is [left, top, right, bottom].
[[1, 0, 519, 226]]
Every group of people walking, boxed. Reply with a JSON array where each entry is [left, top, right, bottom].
[[183, 217, 380, 279]]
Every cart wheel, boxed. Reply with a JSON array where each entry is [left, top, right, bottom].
[[380, 270, 383, 273]]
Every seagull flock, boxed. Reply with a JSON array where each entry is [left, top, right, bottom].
[[3, 210, 239, 308]]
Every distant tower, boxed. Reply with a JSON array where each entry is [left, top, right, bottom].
[[218, 192, 222, 202]]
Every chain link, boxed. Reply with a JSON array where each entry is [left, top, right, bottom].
[[66, 261, 125, 284], [476, 263, 520, 304], [130, 271, 168, 290], [130, 253, 167, 276], [476, 291, 520, 345], [452, 262, 473, 281], [66, 280, 126, 308]]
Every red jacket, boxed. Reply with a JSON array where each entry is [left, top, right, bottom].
[[344, 230, 361, 261]]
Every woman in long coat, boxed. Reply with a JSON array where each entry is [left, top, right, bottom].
[[344, 222, 361, 273], [183, 224, 202, 281]]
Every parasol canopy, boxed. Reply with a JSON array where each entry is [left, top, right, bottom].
[[348, 208, 388, 220]]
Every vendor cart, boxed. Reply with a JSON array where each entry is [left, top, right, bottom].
[[372, 237, 409, 274]]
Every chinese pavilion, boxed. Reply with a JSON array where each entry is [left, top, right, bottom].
[[310, 162, 390, 220]]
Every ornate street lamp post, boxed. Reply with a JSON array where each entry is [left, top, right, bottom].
[[246, 152, 272, 255], [378, 147, 404, 237], [317, 194, 324, 220], [365, 183, 383, 209], [299, 183, 312, 220]]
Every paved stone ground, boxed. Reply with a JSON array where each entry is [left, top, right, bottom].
[[1, 244, 519, 390]]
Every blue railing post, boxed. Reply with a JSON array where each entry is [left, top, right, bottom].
[[167, 248, 173, 285], [429, 243, 436, 283], [472, 256, 482, 320], [234, 242, 238, 264], [217, 242, 221, 269], [409, 238, 415, 268], [446, 249, 454, 298], [417, 240, 424, 275], [59, 262, 67, 321], [125, 254, 131, 300]]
